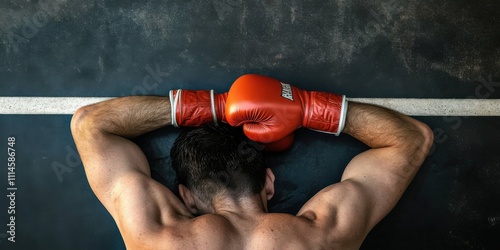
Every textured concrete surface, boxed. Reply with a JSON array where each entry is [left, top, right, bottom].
[[0, 0, 499, 249]]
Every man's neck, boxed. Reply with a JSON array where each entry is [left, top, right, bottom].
[[211, 194, 268, 218]]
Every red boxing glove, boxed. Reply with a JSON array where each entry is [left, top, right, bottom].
[[169, 89, 227, 127], [169, 88, 295, 151], [226, 74, 348, 143]]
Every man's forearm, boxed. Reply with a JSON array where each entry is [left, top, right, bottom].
[[343, 102, 423, 147], [74, 96, 171, 138], [343, 102, 432, 166]]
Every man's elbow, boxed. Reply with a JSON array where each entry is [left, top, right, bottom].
[[409, 121, 434, 167], [70, 106, 97, 137], [417, 121, 434, 156]]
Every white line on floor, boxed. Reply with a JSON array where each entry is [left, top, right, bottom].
[[0, 97, 498, 116]]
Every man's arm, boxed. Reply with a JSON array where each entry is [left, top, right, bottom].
[[223, 75, 433, 247], [296, 102, 433, 248], [71, 96, 193, 247]]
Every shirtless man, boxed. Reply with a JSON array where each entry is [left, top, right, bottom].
[[71, 74, 433, 249]]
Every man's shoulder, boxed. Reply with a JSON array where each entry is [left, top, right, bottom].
[[169, 215, 240, 248], [124, 214, 238, 250], [169, 213, 321, 249], [131, 213, 351, 250]]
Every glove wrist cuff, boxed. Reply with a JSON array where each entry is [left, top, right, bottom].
[[303, 92, 348, 135], [170, 89, 223, 127], [214, 92, 227, 123]]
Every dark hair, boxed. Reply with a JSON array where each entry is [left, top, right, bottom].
[[170, 124, 266, 203]]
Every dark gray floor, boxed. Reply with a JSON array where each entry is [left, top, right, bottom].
[[1, 0, 499, 249]]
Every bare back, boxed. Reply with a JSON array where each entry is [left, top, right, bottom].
[[114, 171, 366, 250], [127, 211, 331, 250]]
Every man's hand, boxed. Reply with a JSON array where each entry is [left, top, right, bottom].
[[225, 74, 348, 143]]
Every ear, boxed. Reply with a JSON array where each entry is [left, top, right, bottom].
[[264, 168, 275, 201], [178, 184, 199, 214]]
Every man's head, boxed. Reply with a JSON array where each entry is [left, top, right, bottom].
[[170, 124, 274, 214]]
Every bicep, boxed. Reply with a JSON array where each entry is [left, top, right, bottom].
[[114, 174, 193, 245], [297, 180, 371, 245], [74, 129, 150, 212], [73, 127, 192, 231], [341, 147, 419, 229], [298, 147, 418, 244]]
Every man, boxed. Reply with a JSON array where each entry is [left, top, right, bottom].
[[71, 74, 433, 249]]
